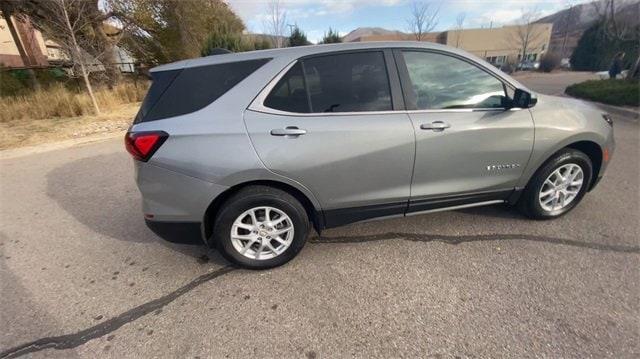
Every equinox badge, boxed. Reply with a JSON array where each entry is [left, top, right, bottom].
[[487, 164, 521, 171]]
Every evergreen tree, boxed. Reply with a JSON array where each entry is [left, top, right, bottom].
[[288, 25, 310, 47], [320, 28, 342, 44], [201, 33, 273, 55], [201, 32, 247, 55]]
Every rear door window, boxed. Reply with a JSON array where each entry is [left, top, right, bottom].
[[264, 62, 310, 113], [264, 51, 392, 113]]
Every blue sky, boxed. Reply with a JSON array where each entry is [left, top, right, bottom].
[[227, 0, 591, 43]]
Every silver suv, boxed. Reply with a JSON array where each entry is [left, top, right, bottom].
[[126, 42, 614, 269]]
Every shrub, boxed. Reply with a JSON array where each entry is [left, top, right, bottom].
[[252, 38, 273, 50], [201, 31, 271, 56], [0, 68, 27, 97], [1, 67, 82, 97], [539, 53, 561, 72], [565, 79, 639, 107], [202, 32, 245, 55]]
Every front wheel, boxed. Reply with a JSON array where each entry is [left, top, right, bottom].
[[212, 186, 310, 269], [518, 148, 593, 219]]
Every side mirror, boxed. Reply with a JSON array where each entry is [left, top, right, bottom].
[[513, 88, 537, 108]]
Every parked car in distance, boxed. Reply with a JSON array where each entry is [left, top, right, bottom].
[[517, 60, 540, 71], [126, 42, 615, 269], [495, 62, 514, 74]]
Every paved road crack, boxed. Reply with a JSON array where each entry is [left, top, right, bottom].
[[2, 232, 636, 358], [0, 266, 235, 359]]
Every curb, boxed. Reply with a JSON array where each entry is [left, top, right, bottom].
[[593, 103, 639, 122], [562, 93, 639, 122]]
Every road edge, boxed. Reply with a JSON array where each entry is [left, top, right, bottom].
[[0, 131, 126, 160]]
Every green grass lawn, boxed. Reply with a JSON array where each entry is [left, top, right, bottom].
[[565, 79, 639, 107]]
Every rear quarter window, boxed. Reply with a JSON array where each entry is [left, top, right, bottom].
[[135, 58, 271, 123]]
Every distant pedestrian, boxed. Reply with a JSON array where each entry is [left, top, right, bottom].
[[608, 52, 625, 79]]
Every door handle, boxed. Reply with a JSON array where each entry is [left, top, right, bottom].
[[270, 126, 307, 137], [420, 121, 451, 131]]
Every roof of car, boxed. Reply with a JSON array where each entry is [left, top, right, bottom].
[[152, 41, 464, 73], [150, 41, 529, 92]]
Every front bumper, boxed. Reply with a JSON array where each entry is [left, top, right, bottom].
[[590, 129, 615, 191]]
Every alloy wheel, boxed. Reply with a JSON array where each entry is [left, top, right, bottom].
[[538, 163, 584, 212], [230, 206, 295, 260]]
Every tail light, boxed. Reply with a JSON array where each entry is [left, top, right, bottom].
[[125, 131, 168, 162]]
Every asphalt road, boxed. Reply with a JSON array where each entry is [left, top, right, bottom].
[[1, 76, 639, 358], [512, 71, 599, 96]]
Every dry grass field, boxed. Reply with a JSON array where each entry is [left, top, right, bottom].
[[0, 82, 146, 149]]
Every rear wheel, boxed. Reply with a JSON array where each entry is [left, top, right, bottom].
[[212, 186, 309, 269], [518, 148, 593, 219]]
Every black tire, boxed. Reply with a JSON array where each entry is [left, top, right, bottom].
[[212, 185, 310, 269], [518, 148, 593, 219]]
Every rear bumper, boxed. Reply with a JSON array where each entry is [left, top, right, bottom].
[[134, 161, 228, 222], [145, 219, 205, 245]]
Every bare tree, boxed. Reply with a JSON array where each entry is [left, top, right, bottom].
[[35, 0, 101, 114], [557, 0, 581, 58], [591, 0, 634, 41], [510, 8, 544, 66], [406, 1, 440, 41], [264, 0, 287, 48], [454, 12, 465, 48], [592, 0, 638, 78]]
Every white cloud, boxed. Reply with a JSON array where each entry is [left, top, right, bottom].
[[228, 0, 598, 38], [463, 0, 594, 28], [227, 0, 404, 35], [227, 0, 403, 24], [490, 9, 524, 23], [477, 9, 523, 26]]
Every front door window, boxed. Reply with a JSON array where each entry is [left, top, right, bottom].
[[402, 51, 509, 110]]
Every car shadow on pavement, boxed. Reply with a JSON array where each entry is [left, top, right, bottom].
[[455, 203, 525, 219], [45, 153, 226, 265]]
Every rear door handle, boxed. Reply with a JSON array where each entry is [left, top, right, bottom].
[[270, 126, 307, 137], [420, 121, 451, 131]]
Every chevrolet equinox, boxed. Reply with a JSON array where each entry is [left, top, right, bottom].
[[126, 42, 615, 269]]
